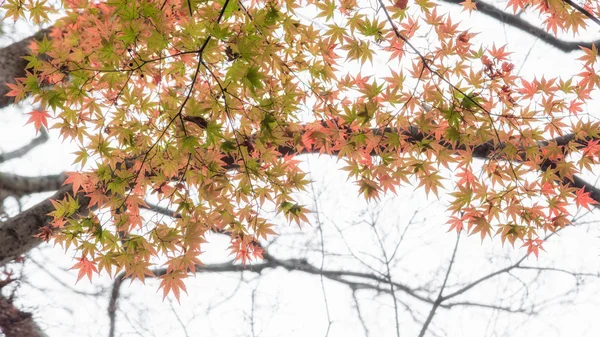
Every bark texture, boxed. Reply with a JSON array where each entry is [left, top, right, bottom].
[[0, 294, 48, 337], [0, 186, 90, 266], [0, 29, 49, 109]]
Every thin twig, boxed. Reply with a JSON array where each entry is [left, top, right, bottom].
[[418, 232, 460, 337]]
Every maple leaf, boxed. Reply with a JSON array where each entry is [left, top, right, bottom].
[[574, 188, 598, 210], [468, 216, 492, 240], [489, 44, 511, 61], [63, 172, 87, 195], [518, 78, 538, 100], [460, 0, 477, 13], [71, 256, 98, 283], [158, 271, 188, 303], [25, 109, 51, 134], [167, 251, 203, 274], [229, 237, 253, 266], [124, 259, 155, 284], [505, 0, 525, 13], [578, 44, 598, 67], [393, 0, 409, 9], [567, 99, 584, 115], [447, 215, 465, 233], [5, 80, 26, 102], [255, 222, 278, 240], [357, 178, 381, 201], [521, 238, 546, 258], [543, 14, 562, 36]]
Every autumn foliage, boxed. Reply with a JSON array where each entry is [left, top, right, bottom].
[[4, 0, 600, 300]]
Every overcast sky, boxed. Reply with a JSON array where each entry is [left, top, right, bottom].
[[2, 1, 600, 336]]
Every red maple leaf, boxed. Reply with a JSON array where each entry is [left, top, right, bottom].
[[521, 238, 545, 258], [489, 44, 511, 61], [393, 0, 408, 9], [574, 188, 598, 210], [518, 78, 538, 100], [25, 109, 51, 134]]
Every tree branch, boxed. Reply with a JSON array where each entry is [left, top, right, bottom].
[[1, 121, 599, 268], [0, 29, 50, 110], [0, 186, 90, 266], [0, 293, 48, 337], [418, 232, 461, 337], [562, 0, 600, 28], [0, 129, 49, 164], [441, 255, 527, 301], [440, 0, 600, 52], [0, 172, 66, 196]]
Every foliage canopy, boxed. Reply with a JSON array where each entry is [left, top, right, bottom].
[[4, 0, 600, 300]]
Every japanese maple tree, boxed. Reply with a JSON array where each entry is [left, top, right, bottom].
[[4, 0, 600, 301]]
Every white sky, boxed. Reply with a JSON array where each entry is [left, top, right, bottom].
[[1, 1, 600, 337]]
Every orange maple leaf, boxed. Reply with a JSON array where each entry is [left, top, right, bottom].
[[5, 80, 26, 102], [25, 109, 51, 134], [460, 0, 477, 13], [159, 271, 188, 303], [71, 257, 98, 283], [63, 172, 87, 195]]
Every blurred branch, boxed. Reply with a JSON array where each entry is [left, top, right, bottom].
[[443, 301, 532, 313], [0, 128, 49, 164], [107, 275, 123, 337], [29, 258, 106, 297], [351, 289, 370, 336], [516, 265, 600, 280], [0, 171, 66, 196], [0, 293, 48, 337], [142, 201, 181, 219]]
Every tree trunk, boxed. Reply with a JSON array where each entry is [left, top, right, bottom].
[[0, 29, 50, 109], [0, 294, 48, 337]]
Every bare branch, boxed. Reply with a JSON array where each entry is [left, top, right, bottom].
[[516, 265, 600, 279], [440, 0, 600, 52], [370, 214, 401, 337], [444, 301, 533, 314], [418, 232, 461, 337], [0, 172, 66, 196], [0, 129, 49, 164], [351, 289, 370, 337], [441, 255, 527, 301], [107, 274, 124, 337]]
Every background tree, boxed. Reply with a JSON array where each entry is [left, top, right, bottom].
[[0, 0, 600, 336]]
